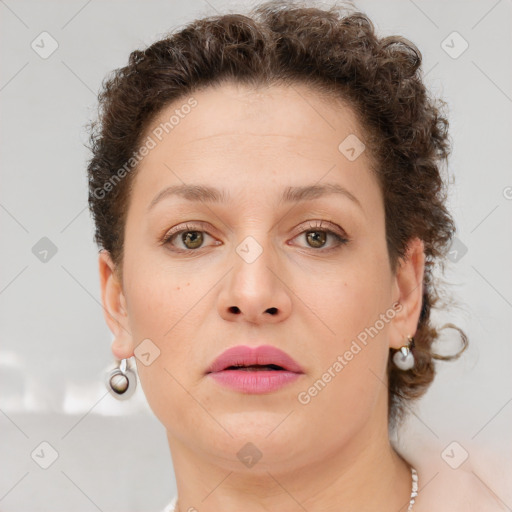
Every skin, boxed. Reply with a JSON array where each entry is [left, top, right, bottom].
[[99, 81, 427, 511]]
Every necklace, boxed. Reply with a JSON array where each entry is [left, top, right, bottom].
[[172, 466, 419, 512], [408, 467, 419, 511]]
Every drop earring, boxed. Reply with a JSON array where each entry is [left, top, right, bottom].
[[105, 357, 137, 400], [393, 334, 415, 370]]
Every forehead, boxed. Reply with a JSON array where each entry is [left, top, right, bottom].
[[146, 81, 363, 150], [129, 81, 380, 214]]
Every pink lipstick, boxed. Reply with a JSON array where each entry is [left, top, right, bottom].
[[205, 344, 304, 394]]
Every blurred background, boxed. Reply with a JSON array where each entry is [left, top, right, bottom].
[[1, 0, 511, 510]]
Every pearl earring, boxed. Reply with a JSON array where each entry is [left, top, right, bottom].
[[393, 335, 415, 370], [105, 358, 137, 400]]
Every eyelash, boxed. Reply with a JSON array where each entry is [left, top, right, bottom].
[[161, 220, 350, 254]]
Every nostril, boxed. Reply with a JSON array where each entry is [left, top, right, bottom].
[[266, 307, 278, 315], [229, 306, 240, 314]]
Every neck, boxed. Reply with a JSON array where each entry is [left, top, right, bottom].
[[167, 392, 413, 512]]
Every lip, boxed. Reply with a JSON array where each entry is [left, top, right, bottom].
[[205, 345, 305, 394], [206, 345, 304, 374]]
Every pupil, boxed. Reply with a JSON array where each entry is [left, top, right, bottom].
[[183, 231, 203, 249], [307, 231, 326, 248]]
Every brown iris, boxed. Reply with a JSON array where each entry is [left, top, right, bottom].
[[181, 231, 204, 249], [306, 230, 327, 248]]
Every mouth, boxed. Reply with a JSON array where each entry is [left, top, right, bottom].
[[206, 344, 304, 375], [222, 364, 287, 371], [205, 345, 304, 394]]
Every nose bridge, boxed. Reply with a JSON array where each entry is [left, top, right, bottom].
[[231, 205, 276, 270], [233, 229, 277, 296]]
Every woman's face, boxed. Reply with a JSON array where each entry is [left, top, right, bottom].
[[100, 81, 424, 473]]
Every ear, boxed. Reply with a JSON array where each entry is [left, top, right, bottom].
[[389, 237, 426, 350], [98, 249, 134, 360]]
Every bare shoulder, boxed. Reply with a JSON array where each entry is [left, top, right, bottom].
[[414, 466, 510, 512]]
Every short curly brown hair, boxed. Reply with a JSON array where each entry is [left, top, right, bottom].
[[86, 0, 468, 429]]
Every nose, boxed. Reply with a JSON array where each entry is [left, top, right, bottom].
[[217, 238, 292, 325]]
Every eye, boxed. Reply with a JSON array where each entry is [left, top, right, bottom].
[[161, 220, 350, 254], [161, 222, 220, 252], [290, 220, 349, 252]]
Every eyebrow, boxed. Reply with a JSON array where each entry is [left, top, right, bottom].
[[147, 182, 363, 212]]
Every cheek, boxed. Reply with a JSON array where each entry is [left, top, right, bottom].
[[294, 274, 390, 436], [293, 258, 387, 346], [123, 248, 199, 341], [292, 257, 391, 403], [122, 254, 212, 417]]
